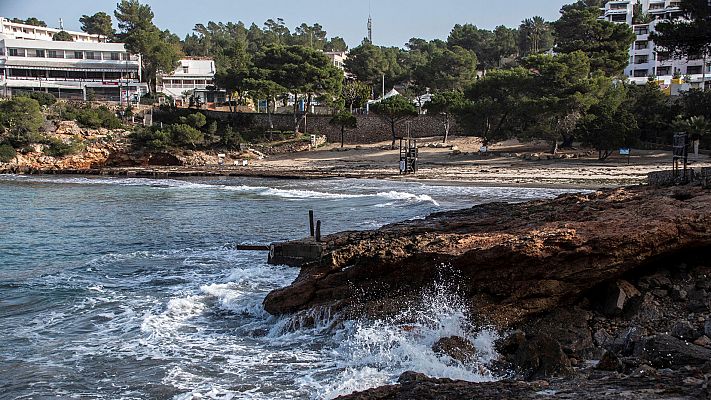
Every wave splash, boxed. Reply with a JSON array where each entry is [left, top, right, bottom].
[[312, 282, 501, 399]]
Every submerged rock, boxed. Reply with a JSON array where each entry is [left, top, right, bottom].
[[432, 336, 477, 364]]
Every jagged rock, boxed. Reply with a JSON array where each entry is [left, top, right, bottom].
[[671, 321, 698, 341], [602, 280, 641, 316], [432, 336, 477, 364], [529, 308, 593, 356], [609, 327, 644, 356], [55, 120, 82, 136], [596, 351, 623, 372], [636, 334, 711, 369], [670, 285, 688, 301], [513, 335, 571, 379], [264, 187, 711, 328], [593, 328, 613, 348], [687, 289, 710, 313], [496, 330, 526, 356], [397, 371, 430, 384], [694, 336, 711, 348]]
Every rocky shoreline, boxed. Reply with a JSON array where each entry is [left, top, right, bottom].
[[264, 185, 711, 399]]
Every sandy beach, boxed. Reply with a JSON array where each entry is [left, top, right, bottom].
[[222, 137, 711, 188]]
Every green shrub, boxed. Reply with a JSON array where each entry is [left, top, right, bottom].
[[131, 126, 172, 150], [170, 124, 204, 148], [15, 91, 57, 106], [57, 105, 123, 129], [43, 137, 85, 157], [0, 144, 16, 162], [180, 112, 207, 129], [221, 125, 244, 149], [0, 97, 45, 147]]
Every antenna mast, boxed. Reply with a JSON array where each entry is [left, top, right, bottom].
[[367, 1, 372, 43]]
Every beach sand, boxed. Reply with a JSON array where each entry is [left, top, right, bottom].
[[246, 137, 711, 188]]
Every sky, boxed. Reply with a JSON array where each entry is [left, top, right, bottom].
[[0, 0, 570, 48]]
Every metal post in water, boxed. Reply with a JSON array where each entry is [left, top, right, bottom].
[[309, 210, 315, 237], [316, 220, 322, 242]]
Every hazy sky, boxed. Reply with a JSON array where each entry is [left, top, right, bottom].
[[1, 0, 569, 48]]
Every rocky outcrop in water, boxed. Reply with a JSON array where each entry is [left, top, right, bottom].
[[263, 185, 711, 399], [264, 186, 711, 327]]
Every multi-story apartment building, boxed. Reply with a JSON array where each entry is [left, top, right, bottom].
[[602, 1, 710, 91], [0, 17, 146, 101], [157, 58, 224, 106]]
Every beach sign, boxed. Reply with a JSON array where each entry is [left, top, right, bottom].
[[619, 148, 630, 156]]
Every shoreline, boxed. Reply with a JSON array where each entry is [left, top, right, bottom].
[[2, 139, 709, 190], [0, 166, 637, 190]]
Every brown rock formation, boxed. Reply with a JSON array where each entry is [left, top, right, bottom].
[[264, 186, 711, 327]]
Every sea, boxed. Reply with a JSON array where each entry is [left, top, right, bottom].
[[0, 175, 581, 399]]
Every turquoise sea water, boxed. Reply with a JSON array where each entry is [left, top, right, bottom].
[[0, 175, 579, 399]]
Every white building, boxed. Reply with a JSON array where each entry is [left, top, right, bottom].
[[602, 0, 710, 89], [157, 58, 224, 106], [0, 17, 145, 101], [0, 17, 107, 43], [324, 51, 347, 70]]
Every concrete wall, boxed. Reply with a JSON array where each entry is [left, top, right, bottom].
[[201, 111, 465, 144]]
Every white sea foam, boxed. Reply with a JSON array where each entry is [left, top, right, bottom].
[[311, 282, 501, 399], [376, 191, 440, 206]]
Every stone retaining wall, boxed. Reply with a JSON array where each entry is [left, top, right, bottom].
[[647, 168, 711, 187], [200, 111, 465, 144]]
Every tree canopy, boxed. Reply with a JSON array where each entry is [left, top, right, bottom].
[[114, 0, 182, 92], [370, 95, 418, 148], [553, 6, 635, 76], [652, 0, 711, 75], [11, 17, 47, 27], [80, 12, 114, 38], [52, 31, 73, 42]]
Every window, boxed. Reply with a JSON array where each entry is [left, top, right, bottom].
[[111, 52, 120, 60], [635, 41, 648, 50], [47, 50, 60, 58], [657, 66, 672, 76], [35, 49, 45, 58], [183, 66, 189, 74], [634, 56, 649, 64], [633, 69, 648, 77], [8, 48, 20, 57], [634, 26, 649, 35], [74, 51, 83, 59], [86, 52, 96, 60], [687, 66, 702, 75]]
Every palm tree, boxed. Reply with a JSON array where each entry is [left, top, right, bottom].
[[519, 16, 551, 56], [674, 116, 710, 158]]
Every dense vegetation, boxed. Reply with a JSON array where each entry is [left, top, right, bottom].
[[0, 94, 125, 160], [8, 0, 709, 155]]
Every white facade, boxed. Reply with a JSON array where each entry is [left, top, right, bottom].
[[0, 17, 145, 101], [602, 1, 710, 89], [324, 51, 347, 70], [0, 17, 106, 43], [157, 58, 217, 102]]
